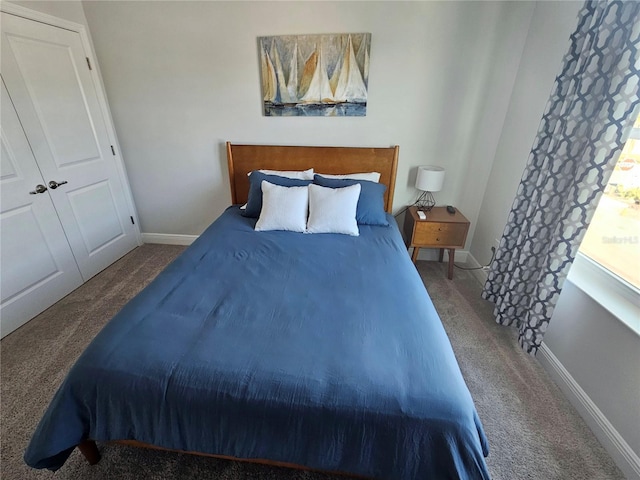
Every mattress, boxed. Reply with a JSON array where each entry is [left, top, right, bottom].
[[25, 206, 490, 479]]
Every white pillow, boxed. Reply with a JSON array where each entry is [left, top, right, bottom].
[[306, 183, 360, 236], [315, 172, 380, 182], [255, 181, 308, 233], [247, 168, 314, 180]]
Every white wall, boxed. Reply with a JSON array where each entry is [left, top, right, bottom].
[[471, 1, 640, 478], [80, 0, 534, 237]]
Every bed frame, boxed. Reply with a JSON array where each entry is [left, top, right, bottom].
[[76, 142, 400, 474]]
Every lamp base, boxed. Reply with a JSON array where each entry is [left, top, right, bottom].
[[415, 191, 435, 212]]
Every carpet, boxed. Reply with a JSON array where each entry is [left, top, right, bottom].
[[0, 244, 625, 479]]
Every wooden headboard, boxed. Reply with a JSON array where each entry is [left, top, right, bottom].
[[226, 142, 399, 213]]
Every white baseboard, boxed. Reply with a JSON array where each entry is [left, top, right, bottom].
[[538, 344, 640, 480], [415, 248, 469, 263], [412, 249, 491, 285], [141, 233, 198, 246], [464, 252, 488, 286]]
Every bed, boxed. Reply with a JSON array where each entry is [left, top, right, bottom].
[[24, 143, 490, 479]]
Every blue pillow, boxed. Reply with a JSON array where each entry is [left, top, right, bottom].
[[244, 172, 312, 218], [313, 175, 389, 226]]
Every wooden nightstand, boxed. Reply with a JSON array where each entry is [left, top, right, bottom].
[[403, 206, 470, 279]]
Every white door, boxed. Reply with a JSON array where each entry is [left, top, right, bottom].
[[1, 12, 138, 280], [0, 80, 84, 337]]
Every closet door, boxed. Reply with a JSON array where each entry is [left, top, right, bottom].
[[1, 12, 138, 280], [0, 81, 83, 338]]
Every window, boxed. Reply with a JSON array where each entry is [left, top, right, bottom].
[[572, 112, 640, 333], [579, 113, 640, 290]]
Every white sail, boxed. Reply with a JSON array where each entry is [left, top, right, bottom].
[[261, 41, 277, 102], [364, 48, 370, 86], [299, 48, 316, 98], [329, 40, 344, 96], [270, 39, 292, 104], [354, 34, 370, 85], [334, 35, 367, 103], [300, 44, 334, 103], [286, 42, 298, 102], [296, 43, 307, 98]]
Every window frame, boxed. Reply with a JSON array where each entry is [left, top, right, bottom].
[[567, 252, 640, 335], [569, 120, 640, 335]]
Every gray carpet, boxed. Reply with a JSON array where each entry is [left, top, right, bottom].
[[0, 245, 625, 479]]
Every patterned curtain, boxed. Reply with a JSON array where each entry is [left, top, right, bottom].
[[482, 0, 640, 355]]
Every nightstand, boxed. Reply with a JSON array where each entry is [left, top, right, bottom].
[[403, 206, 470, 279]]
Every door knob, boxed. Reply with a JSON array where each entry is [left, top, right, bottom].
[[29, 184, 48, 195], [48, 180, 68, 189]]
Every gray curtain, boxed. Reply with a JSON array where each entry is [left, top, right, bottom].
[[482, 0, 640, 355]]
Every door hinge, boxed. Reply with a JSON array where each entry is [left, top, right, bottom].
[[86, 57, 92, 70], [130, 216, 135, 225], [110, 145, 116, 155]]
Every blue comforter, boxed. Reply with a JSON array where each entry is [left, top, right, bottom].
[[25, 207, 490, 479]]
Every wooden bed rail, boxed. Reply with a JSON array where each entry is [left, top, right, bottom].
[[77, 439, 101, 465], [77, 439, 368, 478]]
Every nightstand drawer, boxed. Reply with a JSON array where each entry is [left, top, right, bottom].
[[413, 222, 466, 247]]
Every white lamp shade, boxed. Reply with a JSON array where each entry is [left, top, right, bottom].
[[415, 166, 445, 192]]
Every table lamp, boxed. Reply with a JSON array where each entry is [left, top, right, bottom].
[[415, 166, 445, 212]]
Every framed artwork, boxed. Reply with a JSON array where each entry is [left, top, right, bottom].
[[259, 33, 371, 117]]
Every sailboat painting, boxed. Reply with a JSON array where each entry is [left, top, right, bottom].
[[259, 33, 371, 117]]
